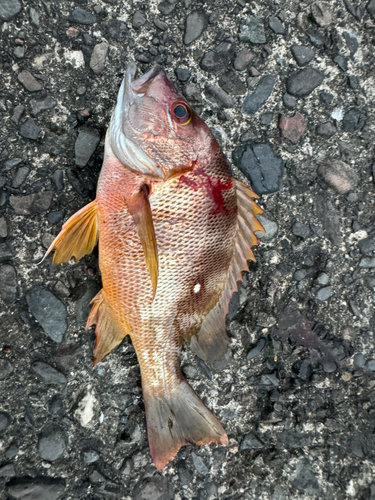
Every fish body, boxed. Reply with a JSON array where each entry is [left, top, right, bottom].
[[45, 63, 264, 469]]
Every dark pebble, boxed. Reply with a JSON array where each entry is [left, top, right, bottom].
[[0, 464, 15, 477], [333, 55, 348, 72], [11, 104, 25, 124], [293, 269, 307, 281], [132, 10, 147, 29], [205, 84, 236, 108], [6, 476, 66, 500], [291, 458, 320, 494], [17, 71, 43, 92], [316, 121, 336, 138], [233, 143, 283, 195], [133, 475, 174, 500], [30, 96, 56, 116], [320, 357, 336, 373], [239, 15, 266, 44], [291, 45, 314, 67], [3, 158, 23, 171], [12, 166, 29, 188], [49, 395, 64, 416], [191, 452, 209, 475], [353, 353, 365, 368], [52, 170, 64, 191], [316, 286, 333, 301], [158, 1, 175, 15], [286, 67, 324, 97], [218, 70, 246, 95], [261, 373, 279, 385], [260, 112, 273, 125], [283, 93, 297, 109], [9, 191, 52, 215], [75, 126, 100, 167], [47, 211, 64, 224], [342, 108, 367, 132], [5, 443, 19, 459], [26, 287, 67, 343], [247, 337, 266, 360], [320, 91, 333, 106], [184, 10, 208, 45], [32, 361, 67, 385], [299, 359, 312, 380], [234, 48, 254, 71], [292, 221, 310, 239], [38, 428, 66, 461], [358, 238, 374, 255], [367, 360, 375, 371], [0, 243, 13, 262], [83, 450, 99, 463], [0, 265, 17, 303], [348, 75, 359, 89], [269, 15, 285, 34], [174, 68, 191, 82], [0, 411, 11, 431], [70, 7, 96, 25], [200, 41, 235, 73], [0, 0, 21, 21], [154, 18, 168, 31], [243, 75, 275, 114], [20, 118, 42, 140], [359, 258, 375, 268], [240, 432, 264, 450], [195, 356, 212, 379]]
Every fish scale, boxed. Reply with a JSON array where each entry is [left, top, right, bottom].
[[44, 63, 264, 470]]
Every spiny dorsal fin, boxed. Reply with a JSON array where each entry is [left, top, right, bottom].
[[86, 290, 131, 365], [124, 185, 158, 298], [44, 200, 98, 264], [189, 179, 265, 364]]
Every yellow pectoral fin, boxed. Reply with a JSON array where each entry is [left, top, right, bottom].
[[44, 200, 98, 264], [124, 185, 158, 297]]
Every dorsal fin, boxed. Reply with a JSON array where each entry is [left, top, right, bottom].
[[189, 180, 265, 364]]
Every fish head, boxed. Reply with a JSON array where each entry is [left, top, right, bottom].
[[108, 63, 215, 180]]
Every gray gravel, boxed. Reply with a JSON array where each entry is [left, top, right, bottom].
[[1, 0, 375, 498]]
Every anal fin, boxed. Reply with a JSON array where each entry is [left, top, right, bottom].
[[86, 290, 131, 365], [44, 200, 98, 264], [189, 179, 265, 364]]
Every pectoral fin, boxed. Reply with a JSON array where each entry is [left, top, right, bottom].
[[44, 200, 98, 264], [124, 185, 158, 297]]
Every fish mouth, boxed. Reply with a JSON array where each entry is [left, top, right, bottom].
[[125, 62, 165, 101]]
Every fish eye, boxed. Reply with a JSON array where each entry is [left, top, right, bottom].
[[172, 102, 192, 125]]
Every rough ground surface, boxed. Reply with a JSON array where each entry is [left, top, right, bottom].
[[0, 0, 375, 498]]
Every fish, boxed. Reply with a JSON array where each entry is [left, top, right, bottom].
[[44, 62, 264, 470]]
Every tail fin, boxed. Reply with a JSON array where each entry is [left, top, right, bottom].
[[143, 380, 228, 470]]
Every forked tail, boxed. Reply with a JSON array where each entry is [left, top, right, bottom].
[[143, 379, 228, 470]]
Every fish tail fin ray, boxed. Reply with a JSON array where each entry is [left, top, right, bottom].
[[144, 380, 228, 470], [44, 200, 98, 264], [188, 179, 265, 364], [86, 290, 131, 365]]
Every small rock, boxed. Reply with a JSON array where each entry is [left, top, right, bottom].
[[243, 75, 275, 114], [317, 160, 358, 193], [343, 31, 359, 58], [49, 395, 64, 416], [358, 238, 374, 255], [174, 68, 191, 82], [182, 364, 199, 379], [191, 452, 209, 475], [38, 429, 66, 461], [0, 243, 12, 262], [70, 7, 96, 24], [279, 112, 307, 143], [90, 43, 108, 74], [256, 214, 278, 241], [52, 170, 64, 191], [240, 432, 264, 450], [290, 458, 320, 494], [29, 7, 40, 26], [311, 2, 332, 26], [83, 450, 99, 463], [292, 221, 310, 239], [299, 359, 312, 380], [316, 273, 329, 285], [6, 476, 66, 500], [291, 45, 314, 67], [30, 96, 56, 116], [26, 287, 67, 343], [353, 353, 365, 368], [239, 16, 266, 44], [132, 10, 147, 29], [219, 70, 246, 96], [0, 358, 13, 380], [286, 67, 324, 97], [0, 0, 21, 21], [367, 360, 375, 371], [261, 373, 279, 385], [13, 46, 24, 58], [184, 10, 208, 45], [283, 93, 297, 109], [269, 15, 285, 34], [247, 338, 266, 360], [333, 55, 348, 72], [75, 126, 100, 167], [20, 118, 42, 140], [316, 121, 336, 138], [3, 158, 23, 170], [0, 217, 7, 237], [200, 41, 235, 73], [0, 463, 15, 477], [17, 71, 43, 92], [359, 258, 375, 268], [0, 412, 11, 431], [316, 286, 333, 301], [0, 265, 17, 303], [321, 357, 336, 373], [293, 269, 307, 281], [154, 18, 168, 31], [205, 84, 236, 108], [9, 191, 52, 215], [5, 444, 19, 460], [12, 166, 29, 188], [32, 362, 67, 385], [342, 108, 367, 132], [74, 386, 97, 427], [233, 143, 283, 195], [234, 48, 254, 71], [260, 112, 273, 125], [11, 105, 25, 124]]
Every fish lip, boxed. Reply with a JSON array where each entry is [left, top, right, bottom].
[[125, 63, 166, 99]]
